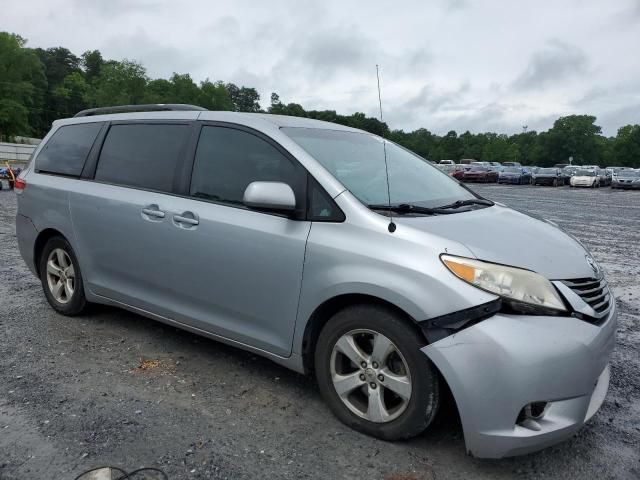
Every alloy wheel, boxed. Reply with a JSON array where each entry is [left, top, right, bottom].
[[46, 248, 75, 304], [330, 329, 412, 423]]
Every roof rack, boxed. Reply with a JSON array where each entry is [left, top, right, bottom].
[[74, 104, 208, 118]]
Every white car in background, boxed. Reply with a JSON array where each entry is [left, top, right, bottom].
[[570, 169, 601, 188]]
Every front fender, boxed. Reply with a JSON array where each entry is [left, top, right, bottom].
[[292, 219, 496, 355]]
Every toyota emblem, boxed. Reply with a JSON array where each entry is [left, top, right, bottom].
[[586, 255, 599, 275]]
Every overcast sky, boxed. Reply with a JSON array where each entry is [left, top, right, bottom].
[[2, 0, 639, 135]]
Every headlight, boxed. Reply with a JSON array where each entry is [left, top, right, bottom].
[[441, 255, 567, 312]]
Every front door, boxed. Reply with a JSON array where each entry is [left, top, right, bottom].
[[154, 124, 310, 356]]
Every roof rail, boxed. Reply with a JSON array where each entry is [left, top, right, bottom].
[[74, 104, 208, 118]]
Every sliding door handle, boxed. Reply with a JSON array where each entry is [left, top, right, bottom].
[[173, 212, 199, 226]]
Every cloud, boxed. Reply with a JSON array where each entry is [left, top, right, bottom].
[[597, 103, 640, 136], [278, 28, 375, 80], [103, 29, 202, 79], [1, 0, 637, 136], [401, 82, 470, 113], [513, 40, 589, 90], [443, 0, 469, 11], [69, 0, 159, 17]]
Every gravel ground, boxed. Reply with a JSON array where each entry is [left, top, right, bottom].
[[0, 184, 638, 480]]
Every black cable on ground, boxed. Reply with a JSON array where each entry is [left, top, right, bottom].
[[73, 466, 169, 480]]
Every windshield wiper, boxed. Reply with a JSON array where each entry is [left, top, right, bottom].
[[433, 198, 494, 210], [368, 198, 493, 215], [367, 203, 452, 215]]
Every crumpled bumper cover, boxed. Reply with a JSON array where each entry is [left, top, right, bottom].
[[421, 305, 616, 458]]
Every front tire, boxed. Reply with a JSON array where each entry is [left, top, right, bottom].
[[315, 304, 440, 441], [39, 236, 88, 316]]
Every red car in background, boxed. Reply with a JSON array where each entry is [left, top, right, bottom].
[[462, 166, 499, 183], [451, 164, 468, 180]]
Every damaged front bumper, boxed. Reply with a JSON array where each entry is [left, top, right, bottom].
[[421, 304, 616, 458]]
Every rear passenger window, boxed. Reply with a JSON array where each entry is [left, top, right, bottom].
[[190, 126, 301, 206], [95, 124, 189, 192], [36, 123, 102, 176]]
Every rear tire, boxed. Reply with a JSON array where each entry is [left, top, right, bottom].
[[315, 304, 440, 441], [39, 236, 88, 316]]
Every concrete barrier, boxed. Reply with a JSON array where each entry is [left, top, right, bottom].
[[0, 141, 39, 166]]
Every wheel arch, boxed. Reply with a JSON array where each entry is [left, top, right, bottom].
[[300, 293, 427, 375], [33, 228, 67, 276]]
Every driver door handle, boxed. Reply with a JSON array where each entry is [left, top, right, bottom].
[[142, 205, 165, 219]]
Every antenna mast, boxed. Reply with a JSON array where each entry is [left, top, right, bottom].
[[376, 65, 396, 233]]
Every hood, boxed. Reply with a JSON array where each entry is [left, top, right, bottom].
[[396, 205, 596, 280]]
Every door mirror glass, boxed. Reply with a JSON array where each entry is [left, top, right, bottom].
[[243, 181, 296, 212]]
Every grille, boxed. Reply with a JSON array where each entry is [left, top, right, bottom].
[[561, 277, 612, 318]]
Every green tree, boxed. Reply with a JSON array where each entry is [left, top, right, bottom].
[[168, 73, 201, 104], [0, 32, 46, 138], [612, 125, 640, 167], [90, 60, 148, 106], [143, 78, 173, 103], [226, 83, 260, 112], [439, 130, 462, 160], [199, 80, 234, 111], [81, 50, 104, 82], [545, 115, 602, 165], [52, 71, 89, 118]]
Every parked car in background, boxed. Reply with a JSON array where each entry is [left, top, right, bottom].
[[459, 158, 475, 165], [498, 166, 531, 185], [437, 164, 456, 175], [439, 160, 455, 165], [570, 169, 601, 188], [598, 169, 612, 186], [611, 169, 640, 189], [558, 169, 572, 185], [532, 168, 564, 186], [471, 161, 491, 168], [608, 166, 630, 175], [490, 162, 502, 169], [502, 161, 522, 167], [524, 166, 539, 174], [562, 166, 578, 182], [462, 165, 499, 183], [451, 164, 467, 180], [554, 163, 570, 169]]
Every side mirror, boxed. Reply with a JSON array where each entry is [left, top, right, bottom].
[[243, 181, 296, 213]]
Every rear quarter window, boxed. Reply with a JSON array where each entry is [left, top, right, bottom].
[[94, 123, 190, 193], [36, 123, 103, 176]]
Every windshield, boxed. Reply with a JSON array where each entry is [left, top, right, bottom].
[[619, 170, 640, 177], [282, 127, 476, 207], [576, 169, 596, 176], [503, 167, 521, 173], [539, 168, 556, 174]]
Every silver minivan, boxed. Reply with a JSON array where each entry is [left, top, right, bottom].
[[15, 105, 616, 458]]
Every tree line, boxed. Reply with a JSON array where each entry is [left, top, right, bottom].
[[1, 32, 638, 167]]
